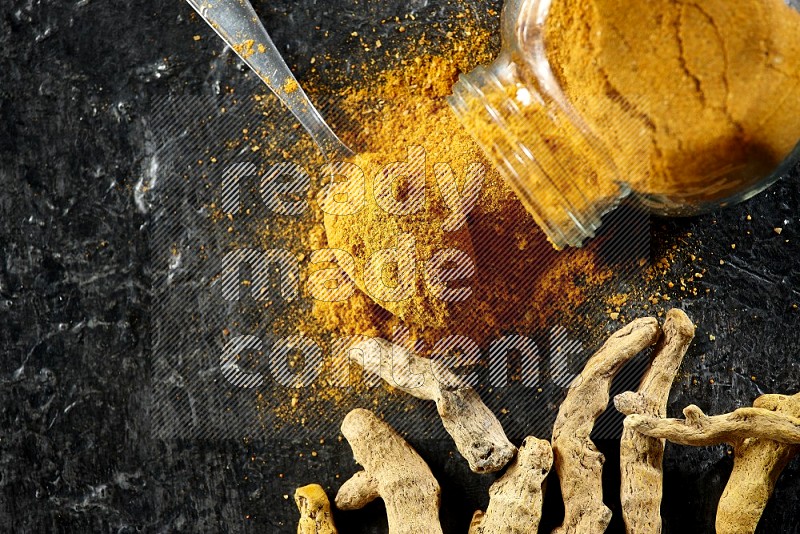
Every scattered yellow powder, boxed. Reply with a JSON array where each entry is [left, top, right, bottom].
[[283, 78, 299, 94], [315, 40, 626, 350], [233, 39, 256, 59], [224, 15, 667, 428]]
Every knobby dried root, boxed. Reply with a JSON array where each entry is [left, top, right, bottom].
[[295, 484, 338, 534], [552, 317, 661, 534], [623, 393, 800, 534], [335, 408, 443, 534], [468, 437, 553, 534], [715, 393, 800, 534], [623, 405, 800, 446], [613, 309, 695, 534], [347, 337, 516, 473]]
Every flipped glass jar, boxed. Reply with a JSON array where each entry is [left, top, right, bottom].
[[449, 0, 800, 248]]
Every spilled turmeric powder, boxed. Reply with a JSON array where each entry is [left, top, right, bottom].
[[244, 22, 640, 429], [315, 46, 623, 346], [233, 39, 257, 60]]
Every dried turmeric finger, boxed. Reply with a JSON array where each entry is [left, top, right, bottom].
[[614, 309, 695, 534], [716, 393, 800, 534], [623, 404, 800, 446], [469, 437, 552, 534], [335, 408, 443, 534], [624, 393, 800, 534], [295, 484, 338, 534], [347, 337, 516, 473], [552, 317, 661, 534]]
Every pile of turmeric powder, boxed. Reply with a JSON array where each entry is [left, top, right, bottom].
[[312, 47, 622, 349]]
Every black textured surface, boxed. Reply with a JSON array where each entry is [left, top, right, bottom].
[[1, 0, 798, 532]]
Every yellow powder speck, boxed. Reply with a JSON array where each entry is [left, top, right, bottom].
[[283, 78, 299, 94], [233, 39, 256, 59]]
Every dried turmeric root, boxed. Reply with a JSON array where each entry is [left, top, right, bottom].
[[623, 404, 800, 445], [335, 408, 443, 534], [613, 309, 695, 534], [347, 337, 516, 473], [468, 437, 553, 534], [552, 317, 661, 534], [295, 484, 338, 534], [623, 393, 800, 534], [716, 393, 800, 534], [469, 511, 485, 533]]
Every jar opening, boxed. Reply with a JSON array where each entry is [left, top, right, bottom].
[[448, 58, 624, 249]]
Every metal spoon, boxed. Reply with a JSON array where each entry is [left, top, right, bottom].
[[185, 0, 354, 159]]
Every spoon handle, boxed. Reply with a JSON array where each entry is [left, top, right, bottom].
[[186, 0, 353, 159]]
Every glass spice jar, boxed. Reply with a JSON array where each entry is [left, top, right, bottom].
[[449, 0, 800, 249]]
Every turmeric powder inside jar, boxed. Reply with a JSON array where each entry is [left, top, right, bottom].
[[450, 0, 800, 248]]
